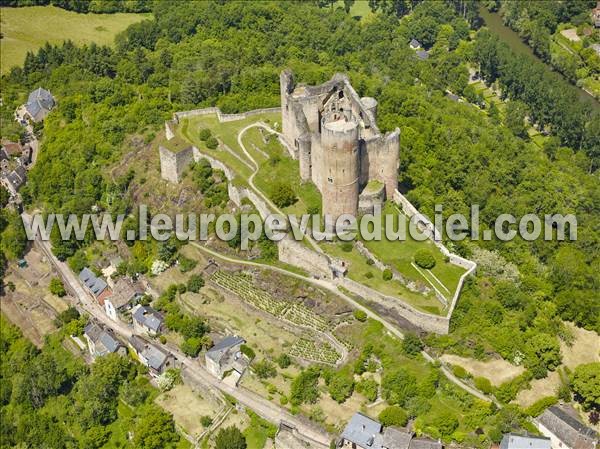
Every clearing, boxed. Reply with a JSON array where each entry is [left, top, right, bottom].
[[1, 6, 149, 73], [440, 354, 525, 386]]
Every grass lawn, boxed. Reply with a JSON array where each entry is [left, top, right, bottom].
[[0, 6, 149, 73], [243, 412, 276, 449], [335, 0, 373, 20]]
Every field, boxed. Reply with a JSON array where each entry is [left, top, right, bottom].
[[0, 6, 149, 73], [440, 354, 525, 387]]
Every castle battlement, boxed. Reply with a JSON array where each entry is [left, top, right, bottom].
[[280, 70, 400, 218]]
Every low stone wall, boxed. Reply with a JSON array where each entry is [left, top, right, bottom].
[[340, 277, 450, 334], [392, 189, 477, 319]]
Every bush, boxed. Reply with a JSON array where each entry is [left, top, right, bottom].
[[290, 367, 320, 405], [355, 378, 379, 402], [253, 360, 277, 379], [474, 376, 494, 394], [415, 249, 436, 269], [382, 269, 393, 281], [276, 353, 291, 369], [215, 426, 246, 449], [279, 395, 288, 405], [341, 242, 353, 252], [402, 333, 424, 356], [181, 337, 202, 357], [55, 306, 79, 326], [270, 182, 297, 208], [200, 415, 213, 427], [353, 309, 367, 322], [451, 364, 470, 379], [49, 278, 66, 297], [187, 274, 205, 293], [178, 255, 197, 273], [240, 344, 255, 360], [206, 136, 219, 149], [525, 396, 558, 417], [378, 406, 408, 427], [199, 128, 211, 141], [364, 271, 374, 279], [327, 372, 354, 403]]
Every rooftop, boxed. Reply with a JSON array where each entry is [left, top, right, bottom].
[[206, 335, 245, 364], [133, 305, 164, 332], [500, 433, 551, 449], [79, 267, 108, 297], [340, 412, 383, 449]]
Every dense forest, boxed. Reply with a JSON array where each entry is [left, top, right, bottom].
[[0, 0, 598, 412], [0, 315, 182, 449]]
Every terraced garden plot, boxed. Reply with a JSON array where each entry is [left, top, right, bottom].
[[209, 270, 328, 332], [289, 338, 340, 365]]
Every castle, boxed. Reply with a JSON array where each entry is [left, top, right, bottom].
[[280, 70, 400, 218]]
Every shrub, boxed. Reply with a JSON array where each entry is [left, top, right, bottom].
[[181, 337, 202, 357], [199, 128, 211, 141], [474, 376, 494, 394], [290, 367, 320, 405], [253, 360, 277, 379], [382, 269, 393, 281], [206, 136, 219, 149], [341, 242, 353, 252], [55, 306, 79, 326], [327, 372, 354, 403], [451, 364, 470, 379], [353, 309, 368, 322], [200, 415, 213, 427], [187, 274, 205, 293], [49, 278, 66, 297], [402, 333, 424, 356], [355, 378, 379, 402], [276, 353, 291, 369], [240, 344, 255, 360], [364, 271, 374, 279], [366, 258, 375, 265], [414, 249, 436, 269], [525, 396, 558, 417], [279, 395, 288, 405], [178, 255, 197, 273], [159, 335, 167, 344], [378, 406, 408, 427]]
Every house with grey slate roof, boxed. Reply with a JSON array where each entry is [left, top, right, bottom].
[[410, 39, 422, 50], [536, 405, 598, 449], [83, 321, 126, 359], [338, 413, 421, 449], [205, 335, 247, 381], [132, 305, 164, 336], [127, 335, 173, 377], [500, 433, 551, 449], [104, 277, 144, 322], [338, 413, 440, 449], [79, 267, 111, 305], [24, 87, 55, 122]]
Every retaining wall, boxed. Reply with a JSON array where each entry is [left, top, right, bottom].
[[174, 107, 281, 123]]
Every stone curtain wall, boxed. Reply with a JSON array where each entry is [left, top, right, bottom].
[[340, 277, 450, 334], [174, 107, 281, 123], [392, 189, 477, 319], [278, 237, 332, 279], [159, 146, 194, 183]]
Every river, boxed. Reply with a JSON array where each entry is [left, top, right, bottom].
[[478, 6, 599, 111]]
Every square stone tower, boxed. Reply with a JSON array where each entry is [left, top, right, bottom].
[[280, 70, 399, 218]]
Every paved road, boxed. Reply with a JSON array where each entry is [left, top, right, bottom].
[[23, 214, 332, 448]]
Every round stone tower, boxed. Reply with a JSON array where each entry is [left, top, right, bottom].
[[321, 116, 360, 219], [360, 97, 378, 119]]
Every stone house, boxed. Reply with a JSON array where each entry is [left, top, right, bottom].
[[79, 267, 111, 306], [205, 335, 247, 381], [24, 87, 55, 122], [132, 305, 164, 336], [83, 321, 126, 359], [338, 412, 441, 449], [536, 405, 598, 449], [104, 277, 144, 322], [128, 335, 174, 377], [500, 434, 551, 449], [410, 38, 422, 50]]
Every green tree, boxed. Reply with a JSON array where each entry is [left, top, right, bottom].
[[133, 405, 179, 449], [378, 405, 408, 427], [290, 367, 320, 405], [570, 363, 600, 411], [187, 274, 204, 293], [402, 333, 423, 356], [381, 368, 418, 406], [215, 426, 247, 449], [49, 278, 66, 297], [270, 182, 297, 208], [414, 249, 436, 269], [253, 359, 277, 379], [327, 371, 355, 403]]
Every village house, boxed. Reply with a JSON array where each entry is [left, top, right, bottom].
[[83, 321, 126, 359], [128, 335, 174, 377], [1, 139, 22, 156], [500, 433, 551, 449], [23, 87, 55, 122], [132, 305, 164, 336], [410, 38, 422, 50], [79, 267, 111, 305], [536, 405, 599, 449], [338, 412, 442, 449], [205, 335, 248, 384], [104, 277, 144, 322]]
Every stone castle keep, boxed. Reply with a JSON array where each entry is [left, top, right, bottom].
[[280, 70, 400, 218]]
